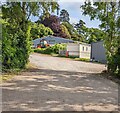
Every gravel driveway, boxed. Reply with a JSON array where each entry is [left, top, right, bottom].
[[2, 53, 119, 111]]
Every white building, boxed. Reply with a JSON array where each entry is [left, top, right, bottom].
[[67, 43, 91, 59]]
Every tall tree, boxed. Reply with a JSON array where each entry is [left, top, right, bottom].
[[62, 22, 75, 35], [87, 28, 104, 43], [60, 9, 70, 22], [81, 1, 120, 74], [59, 24, 71, 38], [74, 20, 86, 34], [41, 15, 60, 35], [30, 23, 53, 40], [41, 15, 71, 38], [62, 22, 83, 41], [2, 2, 59, 70], [74, 20, 87, 36], [74, 20, 104, 43], [74, 20, 89, 42]]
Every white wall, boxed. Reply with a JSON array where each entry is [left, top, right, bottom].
[[67, 43, 79, 56], [67, 43, 91, 59], [79, 44, 91, 59]]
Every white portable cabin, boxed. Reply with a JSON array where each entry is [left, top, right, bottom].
[[67, 43, 91, 59]]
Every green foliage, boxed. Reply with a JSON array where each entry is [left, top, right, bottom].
[[34, 48, 52, 54], [51, 44, 66, 54], [62, 22, 73, 34], [60, 24, 71, 38], [2, 23, 32, 70], [2, 3, 32, 71], [75, 58, 90, 62], [74, 20, 104, 43], [30, 23, 54, 39], [2, 2, 59, 71], [60, 9, 70, 22], [61, 22, 84, 41], [87, 28, 104, 43], [81, 1, 120, 75], [74, 19, 87, 42], [34, 44, 66, 54]]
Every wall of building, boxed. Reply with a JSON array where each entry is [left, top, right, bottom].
[[67, 43, 79, 56], [67, 43, 91, 59], [91, 41, 107, 63], [79, 44, 91, 59]]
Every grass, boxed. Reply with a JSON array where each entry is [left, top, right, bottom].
[[75, 58, 90, 62], [51, 53, 59, 57], [0, 74, 16, 83], [1, 62, 36, 83], [1, 68, 22, 83]]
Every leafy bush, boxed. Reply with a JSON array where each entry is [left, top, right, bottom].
[[51, 44, 66, 54], [34, 44, 66, 54], [34, 48, 53, 54], [107, 48, 120, 75], [2, 23, 31, 71]]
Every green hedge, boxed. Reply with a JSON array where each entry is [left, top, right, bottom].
[[34, 44, 66, 54], [2, 23, 31, 71]]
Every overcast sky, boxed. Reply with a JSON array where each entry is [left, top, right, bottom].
[[30, 1, 101, 28]]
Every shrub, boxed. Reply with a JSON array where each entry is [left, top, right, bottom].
[[51, 44, 66, 54], [2, 23, 31, 71], [34, 44, 66, 54]]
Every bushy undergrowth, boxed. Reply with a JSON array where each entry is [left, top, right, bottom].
[[34, 44, 66, 54], [2, 23, 31, 72]]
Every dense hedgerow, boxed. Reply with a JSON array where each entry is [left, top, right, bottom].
[[2, 23, 31, 71], [1, 2, 59, 72], [34, 44, 66, 54]]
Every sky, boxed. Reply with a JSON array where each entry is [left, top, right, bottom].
[[58, 2, 101, 28], [30, 1, 101, 28]]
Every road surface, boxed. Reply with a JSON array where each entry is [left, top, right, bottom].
[[2, 53, 119, 111]]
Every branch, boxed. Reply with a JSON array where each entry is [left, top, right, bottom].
[[26, 3, 38, 21]]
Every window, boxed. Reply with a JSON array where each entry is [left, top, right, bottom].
[[86, 47, 88, 51], [82, 46, 84, 51]]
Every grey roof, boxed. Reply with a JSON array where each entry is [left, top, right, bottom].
[[33, 36, 74, 42], [74, 41, 91, 46]]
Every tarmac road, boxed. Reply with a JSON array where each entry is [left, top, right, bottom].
[[2, 53, 119, 111]]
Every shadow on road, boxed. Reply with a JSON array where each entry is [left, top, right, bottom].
[[2, 67, 119, 111]]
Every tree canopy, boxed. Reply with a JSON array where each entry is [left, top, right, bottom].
[[60, 9, 70, 22], [2, 2, 59, 70], [81, 1, 120, 74], [30, 23, 53, 40], [41, 15, 71, 38]]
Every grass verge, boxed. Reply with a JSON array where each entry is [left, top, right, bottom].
[[75, 58, 90, 62], [0, 74, 16, 83], [1, 63, 36, 83]]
